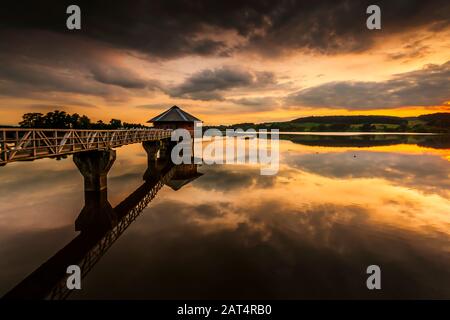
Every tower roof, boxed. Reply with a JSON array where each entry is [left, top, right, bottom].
[[166, 164, 203, 191], [147, 105, 201, 123], [166, 173, 204, 191]]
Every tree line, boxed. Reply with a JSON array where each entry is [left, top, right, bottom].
[[18, 110, 147, 129], [205, 113, 450, 133]]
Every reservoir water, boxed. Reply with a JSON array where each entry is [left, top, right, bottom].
[[1, 134, 449, 299]]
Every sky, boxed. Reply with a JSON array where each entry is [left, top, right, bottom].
[[0, 0, 449, 125]]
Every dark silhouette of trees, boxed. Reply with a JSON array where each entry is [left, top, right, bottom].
[[329, 123, 350, 131], [109, 119, 122, 129], [361, 123, 376, 131], [19, 113, 45, 128], [19, 110, 147, 129], [418, 113, 450, 128], [15, 110, 449, 133]]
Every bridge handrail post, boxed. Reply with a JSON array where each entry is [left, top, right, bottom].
[[1, 130, 6, 163]]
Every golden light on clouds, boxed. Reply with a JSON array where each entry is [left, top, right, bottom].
[[0, 2, 449, 125]]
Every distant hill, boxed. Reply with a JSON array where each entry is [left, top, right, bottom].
[[291, 115, 406, 125], [417, 113, 450, 128], [207, 113, 450, 133], [281, 134, 450, 149]]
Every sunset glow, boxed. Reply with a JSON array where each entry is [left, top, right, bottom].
[[0, 2, 449, 125]]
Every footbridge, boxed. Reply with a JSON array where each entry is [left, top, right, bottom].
[[0, 128, 172, 165]]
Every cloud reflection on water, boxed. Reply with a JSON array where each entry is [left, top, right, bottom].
[[0, 138, 449, 299]]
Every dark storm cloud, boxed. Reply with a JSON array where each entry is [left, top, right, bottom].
[[0, 30, 162, 101], [247, 0, 450, 56], [24, 102, 97, 109], [89, 65, 155, 89], [228, 97, 280, 110], [286, 61, 450, 109], [0, 28, 272, 103], [0, 67, 130, 104], [134, 103, 170, 110], [1, 0, 448, 58], [0, 60, 113, 97], [167, 66, 276, 101], [1, 1, 449, 107], [387, 39, 432, 61]]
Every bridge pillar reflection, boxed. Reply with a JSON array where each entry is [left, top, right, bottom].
[[73, 150, 117, 231]]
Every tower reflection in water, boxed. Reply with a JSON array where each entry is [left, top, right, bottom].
[[2, 142, 202, 300]]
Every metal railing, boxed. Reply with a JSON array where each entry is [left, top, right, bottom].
[[0, 128, 172, 165]]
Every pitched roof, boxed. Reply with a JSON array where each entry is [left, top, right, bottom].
[[166, 164, 203, 191], [166, 173, 203, 191], [147, 105, 201, 122]]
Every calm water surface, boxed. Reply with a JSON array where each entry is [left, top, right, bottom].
[[0, 134, 449, 299]]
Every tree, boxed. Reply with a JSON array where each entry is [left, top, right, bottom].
[[397, 123, 408, 132], [361, 123, 375, 132], [93, 120, 106, 129], [78, 115, 91, 129], [329, 123, 350, 131], [68, 113, 80, 128], [43, 110, 71, 128], [123, 122, 147, 129], [19, 113, 44, 128], [109, 119, 122, 129], [18, 109, 148, 130]]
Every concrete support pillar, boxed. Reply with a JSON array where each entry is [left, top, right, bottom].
[[143, 140, 160, 163], [73, 150, 116, 192], [159, 138, 175, 161], [142, 141, 160, 181], [73, 150, 117, 232]]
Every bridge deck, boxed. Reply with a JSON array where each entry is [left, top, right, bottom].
[[0, 128, 172, 165]]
